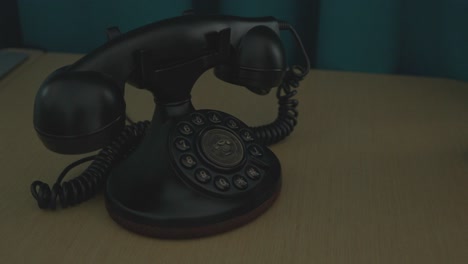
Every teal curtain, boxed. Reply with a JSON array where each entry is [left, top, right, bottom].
[[18, 0, 191, 53], [316, 0, 468, 81], [18, 0, 467, 81]]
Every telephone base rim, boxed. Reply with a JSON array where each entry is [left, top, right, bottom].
[[105, 186, 280, 239]]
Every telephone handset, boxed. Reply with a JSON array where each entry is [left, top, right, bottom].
[[31, 14, 310, 238]]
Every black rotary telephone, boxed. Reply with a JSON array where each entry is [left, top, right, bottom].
[[31, 14, 310, 238]]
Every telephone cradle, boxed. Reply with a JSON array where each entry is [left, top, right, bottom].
[[31, 14, 310, 238]]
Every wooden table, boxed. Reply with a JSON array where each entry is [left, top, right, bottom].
[[1, 52, 467, 264]]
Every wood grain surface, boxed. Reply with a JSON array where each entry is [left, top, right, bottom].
[[0, 53, 467, 264]]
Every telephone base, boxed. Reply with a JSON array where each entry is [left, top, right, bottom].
[[104, 107, 282, 239], [106, 187, 280, 239]]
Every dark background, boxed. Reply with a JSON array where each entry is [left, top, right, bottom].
[[2, 0, 467, 81]]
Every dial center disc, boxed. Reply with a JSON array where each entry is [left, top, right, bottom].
[[200, 128, 245, 168]]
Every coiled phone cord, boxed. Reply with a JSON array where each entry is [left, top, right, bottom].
[[31, 121, 149, 209], [252, 65, 307, 145], [31, 23, 310, 210]]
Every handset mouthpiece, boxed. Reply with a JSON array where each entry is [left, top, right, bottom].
[[33, 70, 125, 154]]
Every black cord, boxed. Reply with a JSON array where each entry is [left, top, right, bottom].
[[278, 22, 311, 73], [251, 22, 310, 145], [31, 121, 150, 209], [31, 23, 310, 210]]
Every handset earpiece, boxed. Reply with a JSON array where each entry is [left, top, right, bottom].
[[33, 70, 126, 154], [214, 25, 286, 95]]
